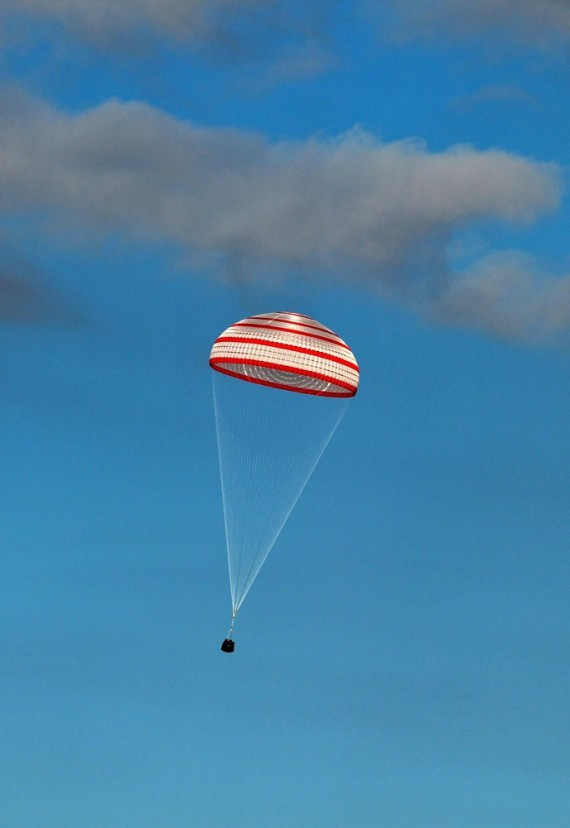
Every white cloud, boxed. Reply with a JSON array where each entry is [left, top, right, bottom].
[[0, 88, 565, 343]]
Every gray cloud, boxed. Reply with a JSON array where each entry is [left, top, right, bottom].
[[0, 269, 79, 325], [0, 234, 81, 325], [380, 0, 570, 47], [1, 0, 247, 46], [4, 0, 570, 50], [431, 252, 570, 344], [2, 0, 568, 67], [0, 0, 334, 65], [0, 88, 565, 343]]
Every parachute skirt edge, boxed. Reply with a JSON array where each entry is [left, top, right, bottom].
[[209, 360, 356, 397]]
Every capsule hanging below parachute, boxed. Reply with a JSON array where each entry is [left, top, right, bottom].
[[210, 312, 359, 652]]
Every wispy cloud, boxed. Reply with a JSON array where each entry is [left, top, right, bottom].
[[450, 84, 539, 111], [0, 235, 81, 325], [259, 39, 336, 84], [0, 0, 336, 69], [1, 0, 252, 47], [0, 268, 79, 325], [5, 0, 569, 51], [0, 87, 564, 343], [379, 0, 570, 48]]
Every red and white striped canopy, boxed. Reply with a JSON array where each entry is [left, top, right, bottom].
[[209, 312, 359, 397]]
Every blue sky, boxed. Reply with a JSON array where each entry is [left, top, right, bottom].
[[1, 2, 569, 826]]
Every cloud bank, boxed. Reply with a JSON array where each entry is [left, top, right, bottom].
[[0, 88, 565, 343], [3, 0, 569, 54]]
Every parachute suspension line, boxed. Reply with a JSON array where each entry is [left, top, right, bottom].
[[232, 391, 348, 608], [232, 375, 273, 607], [213, 370, 349, 614], [212, 376, 237, 610], [233, 375, 261, 608]]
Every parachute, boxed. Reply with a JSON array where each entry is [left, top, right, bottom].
[[210, 312, 359, 650]]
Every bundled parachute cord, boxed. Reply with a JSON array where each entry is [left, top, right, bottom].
[[220, 609, 238, 652], [227, 610, 237, 640]]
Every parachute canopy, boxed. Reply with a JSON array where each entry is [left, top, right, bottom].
[[209, 311, 359, 397], [211, 312, 359, 628]]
